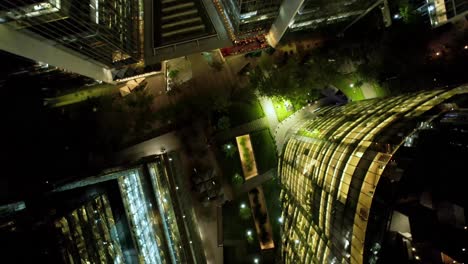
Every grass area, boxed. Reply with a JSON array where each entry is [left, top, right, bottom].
[[222, 197, 260, 259], [333, 75, 366, 101], [216, 139, 243, 186], [228, 98, 264, 127], [48, 83, 121, 107], [271, 97, 293, 122], [333, 74, 389, 101], [271, 96, 307, 122], [250, 129, 277, 174], [262, 177, 282, 248]]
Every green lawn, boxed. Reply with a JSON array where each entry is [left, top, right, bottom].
[[216, 139, 243, 186], [228, 98, 264, 127], [333, 75, 366, 101], [250, 129, 277, 174], [222, 197, 260, 255], [271, 97, 293, 122], [333, 74, 389, 101]]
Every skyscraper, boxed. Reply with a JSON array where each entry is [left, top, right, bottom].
[[1, 154, 206, 264], [0, 0, 141, 82], [143, 0, 231, 64], [278, 86, 468, 263], [267, 0, 376, 46], [218, 0, 283, 40], [425, 0, 468, 27]]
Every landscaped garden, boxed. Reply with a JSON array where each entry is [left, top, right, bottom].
[[227, 94, 264, 127], [217, 139, 244, 189], [262, 177, 282, 247], [250, 129, 277, 174], [248, 187, 274, 250], [236, 134, 258, 180], [271, 97, 294, 122], [222, 196, 261, 264]]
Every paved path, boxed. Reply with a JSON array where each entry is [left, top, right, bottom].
[[238, 169, 276, 194], [361, 82, 378, 99], [115, 132, 181, 164], [258, 96, 279, 130], [214, 117, 269, 142]]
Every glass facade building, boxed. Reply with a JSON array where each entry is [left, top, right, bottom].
[[288, 0, 374, 31], [279, 87, 468, 264], [219, 0, 282, 39], [54, 194, 125, 264], [426, 0, 468, 27], [49, 154, 205, 264], [0, 0, 140, 67]]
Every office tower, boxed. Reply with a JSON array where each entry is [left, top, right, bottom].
[[425, 0, 468, 27], [1, 154, 206, 264], [217, 0, 283, 40], [54, 194, 126, 263], [144, 0, 231, 63], [0, 0, 141, 82], [267, 0, 375, 46], [278, 86, 468, 263]]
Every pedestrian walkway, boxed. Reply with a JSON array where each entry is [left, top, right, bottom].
[[238, 168, 276, 194], [258, 96, 279, 130], [214, 117, 269, 142], [115, 132, 181, 164]]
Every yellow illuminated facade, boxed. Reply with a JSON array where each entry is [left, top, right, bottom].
[[55, 194, 124, 264], [279, 87, 468, 264]]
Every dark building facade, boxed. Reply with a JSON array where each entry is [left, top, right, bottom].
[[1, 154, 206, 264], [279, 87, 468, 264], [218, 0, 282, 39], [426, 0, 468, 27], [288, 0, 374, 31], [0, 0, 141, 67]]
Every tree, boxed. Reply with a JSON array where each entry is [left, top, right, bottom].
[[223, 143, 237, 158], [240, 206, 251, 220], [231, 173, 244, 186], [213, 95, 231, 113], [217, 116, 231, 131], [210, 61, 224, 71], [168, 69, 179, 79]]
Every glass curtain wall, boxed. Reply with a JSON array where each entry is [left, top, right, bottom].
[[0, 0, 140, 66], [279, 87, 468, 264]]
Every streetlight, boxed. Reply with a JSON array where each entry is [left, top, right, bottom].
[[464, 45, 468, 50], [435, 51, 441, 56], [247, 230, 252, 236], [254, 258, 259, 264], [240, 203, 246, 209], [349, 83, 354, 88]]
